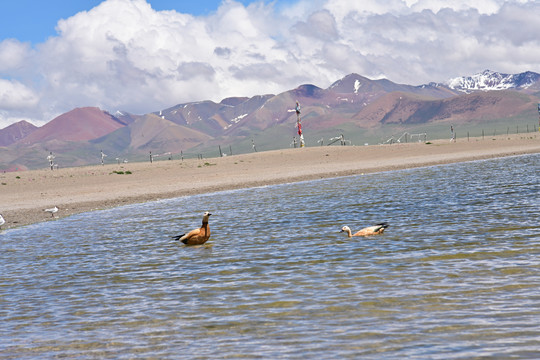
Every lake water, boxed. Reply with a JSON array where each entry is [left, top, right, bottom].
[[1, 154, 539, 359]]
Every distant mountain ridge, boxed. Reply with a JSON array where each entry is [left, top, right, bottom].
[[15, 107, 129, 145], [1, 70, 539, 170], [447, 70, 540, 93], [0, 120, 38, 146]]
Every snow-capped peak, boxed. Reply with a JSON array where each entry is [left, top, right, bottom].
[[446, 70, 539, 93]]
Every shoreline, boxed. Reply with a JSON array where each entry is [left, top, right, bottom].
[[1, 134, 539, 230]]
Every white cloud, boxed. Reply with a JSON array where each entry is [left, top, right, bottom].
[[408, 0, 502, 14], [0, 39, 32, 72], [293, 10, 339, 41], [0, 79, 40, 127], [0, 79, 39, 110], [0, 0, 539, 128]]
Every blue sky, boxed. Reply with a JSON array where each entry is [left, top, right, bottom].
[[0, 0, 258, 43], [1, 0, 539, 127]]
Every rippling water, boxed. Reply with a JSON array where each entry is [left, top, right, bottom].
[[1, 154, 539, 359]]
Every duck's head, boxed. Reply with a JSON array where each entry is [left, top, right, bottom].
[[202, 211, 212, 221], [340, 226, 350, 233]]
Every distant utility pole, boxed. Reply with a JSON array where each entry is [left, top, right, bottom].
[[47, 152, 55, 170], [295, 101, 305, 147], [100, 150, 107, 165], [537, 103, 540, 132]]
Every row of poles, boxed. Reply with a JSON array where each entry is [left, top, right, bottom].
[[47, 101, 540, 169]]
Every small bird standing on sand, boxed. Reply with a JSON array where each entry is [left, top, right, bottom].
[[0, 214, 5, 229], [173, 212, 212, 245], [44, 206, 59, 217], [340, 223, 389, 237]]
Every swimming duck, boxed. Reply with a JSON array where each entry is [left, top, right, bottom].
[[340, 223, 389, 237], [173, 212, 212, 245]]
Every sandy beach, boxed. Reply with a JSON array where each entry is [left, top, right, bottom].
[[1, 134, 538, 229]]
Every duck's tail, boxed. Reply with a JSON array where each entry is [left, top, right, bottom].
[[172, 233, 185, 241]]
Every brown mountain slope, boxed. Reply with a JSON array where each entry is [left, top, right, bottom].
[[127, 114, 213, 153], [0, 120, 38, 146], [353, 90, 538, 126], [16, 107, 128, 145]]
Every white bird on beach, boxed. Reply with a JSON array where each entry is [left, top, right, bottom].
[[172, 212, 212, 245], [0, 214, 5, 229], [340, 223, 389, 237], [44, 206, 59, 217]]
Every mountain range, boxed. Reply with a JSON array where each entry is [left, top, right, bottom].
[[1, 70, 539, 171]]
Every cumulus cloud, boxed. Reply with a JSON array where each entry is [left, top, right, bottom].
[[0, 79, 39, 109], [293, 10, 339, 41], [0, 0, 539, 128], [0, 79, 40, 127], [214, 47, 232, 58], [176, 62, 216, 81], [0, 40, 32, 72]]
